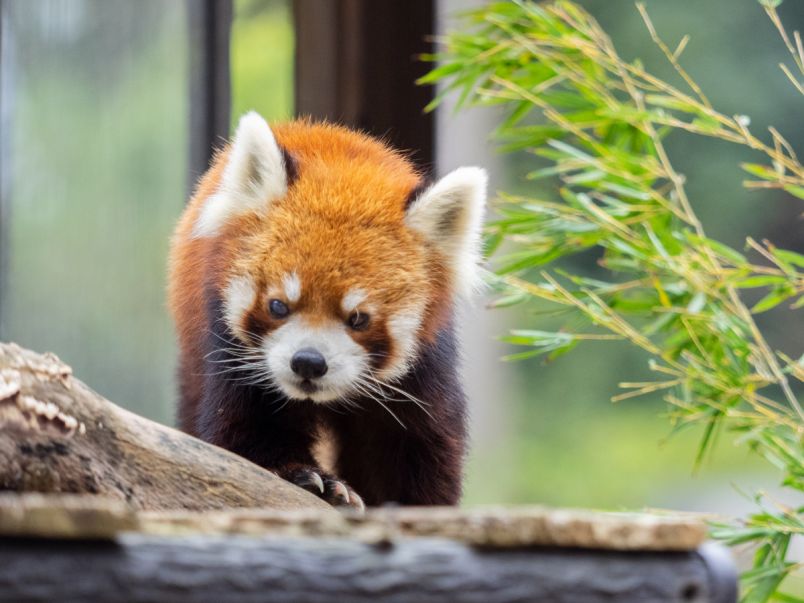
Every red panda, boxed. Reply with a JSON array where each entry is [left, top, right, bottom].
[[168, 113, 486, 509]]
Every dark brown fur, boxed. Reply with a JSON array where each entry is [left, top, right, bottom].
[[190, 289, 466, 506]]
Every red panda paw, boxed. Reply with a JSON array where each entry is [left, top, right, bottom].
[[283, 465, 365, 513]]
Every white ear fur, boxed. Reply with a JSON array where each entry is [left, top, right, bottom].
[[193, 111, 289, 238], [405, 167, 487, 297]]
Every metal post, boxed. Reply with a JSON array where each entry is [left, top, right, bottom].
[[187, 0, 233, 194], [0, 0, 8, 339], [293, 0, 435, 173]]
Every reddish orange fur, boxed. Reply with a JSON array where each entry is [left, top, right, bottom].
[[168, 120, 452, 435]]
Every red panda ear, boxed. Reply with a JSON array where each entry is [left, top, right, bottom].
[[405, 167, 487, 297], [193, 112, 290, 238]]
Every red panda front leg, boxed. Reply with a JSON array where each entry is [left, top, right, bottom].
[[194, 376, 364, 511], [333, 412, 466, 507]]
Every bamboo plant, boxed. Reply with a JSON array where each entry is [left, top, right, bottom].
[[422, 1, 803, 600]]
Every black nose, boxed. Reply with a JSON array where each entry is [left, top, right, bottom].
[[290, 348, 328, 379]]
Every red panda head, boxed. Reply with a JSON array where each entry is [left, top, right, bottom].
[[192, 112, 486, 402]]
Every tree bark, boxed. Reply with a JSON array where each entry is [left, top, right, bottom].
[[0, 536, 737, 603], [0, 342, 333, 512]]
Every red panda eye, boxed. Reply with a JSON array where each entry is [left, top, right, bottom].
[[347, 311, 370, 331], [269, 299, 290, 319]]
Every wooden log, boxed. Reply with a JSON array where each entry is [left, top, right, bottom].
[[139, 506, 710, 551], [0, 342, 333, 512], [0, 492, 711, 553], [0, 534, 737, 603], [0, 494, 738, 602]]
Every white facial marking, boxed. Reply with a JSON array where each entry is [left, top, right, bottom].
[[193, 112, 289, 238], [283, 272, 301, 303], [381, 303, 426, 380], [405, 166, 488, 298], [223, 276, 257, 341], [341, 288, 367, 313], [264, 316, 368, 403]]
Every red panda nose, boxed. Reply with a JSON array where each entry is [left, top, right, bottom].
[[290, 348, 329, 379]]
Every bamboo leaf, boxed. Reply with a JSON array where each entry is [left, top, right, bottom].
[[645, 94, 700, 113], [752, 287, 796, 314], [742, 163, 779, 180], [783, 185, 804, 200], [735, 276, 788, 288], [773, 249, 804, 269]]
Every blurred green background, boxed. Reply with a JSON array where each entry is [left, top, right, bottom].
[[0, 0, 801, 522], [459, 0, 804, 514]]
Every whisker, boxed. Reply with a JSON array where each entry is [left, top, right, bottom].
[[205, 355, 267, 364], [364, 391, 406, 429], [272, 398, 292, 414], [351, 376, 411, 429], [362, 372, 434, 419]]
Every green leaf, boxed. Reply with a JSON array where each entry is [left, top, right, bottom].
[[751, 287, 796, 313], [489, 292, 530, 308], [416, 61, 465, 85], [769, 592, 804, 603], [501, 329, 580, 361], [742, 564, 790, 603], [497, 125, 567, 152], [499, 101, 534, 131], [644, 94, 700, 113], [484, 231, 505, 256], [735, 276, 788, 288], [691, 116, 721, 133], [783, 185, 804, 200], [607, 238, 646, 259], [600, 181, 652, 201], [694, 413, 722, 469], [504, 329, 575, 346], [527, 165, 568, 180], [547, 139, 595, 162], [547, 338, 580, 361], [741, 163, 778, 180], [773, 248, 804, 269], [495, 246, 570, 273], [565, 169, 606, 184], [643, 312, 677, 336], [686, 233, 747, 265]]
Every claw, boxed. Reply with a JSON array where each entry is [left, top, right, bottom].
[[350, 491, 366, 513], [331, 480, 350, 504], [297, 470, 324, 493], [310, 471, 325, 494], [286, 467, 364, 511]]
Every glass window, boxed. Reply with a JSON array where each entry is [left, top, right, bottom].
[[230, 0, 293, 126], [0, 0, 191, 424]]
